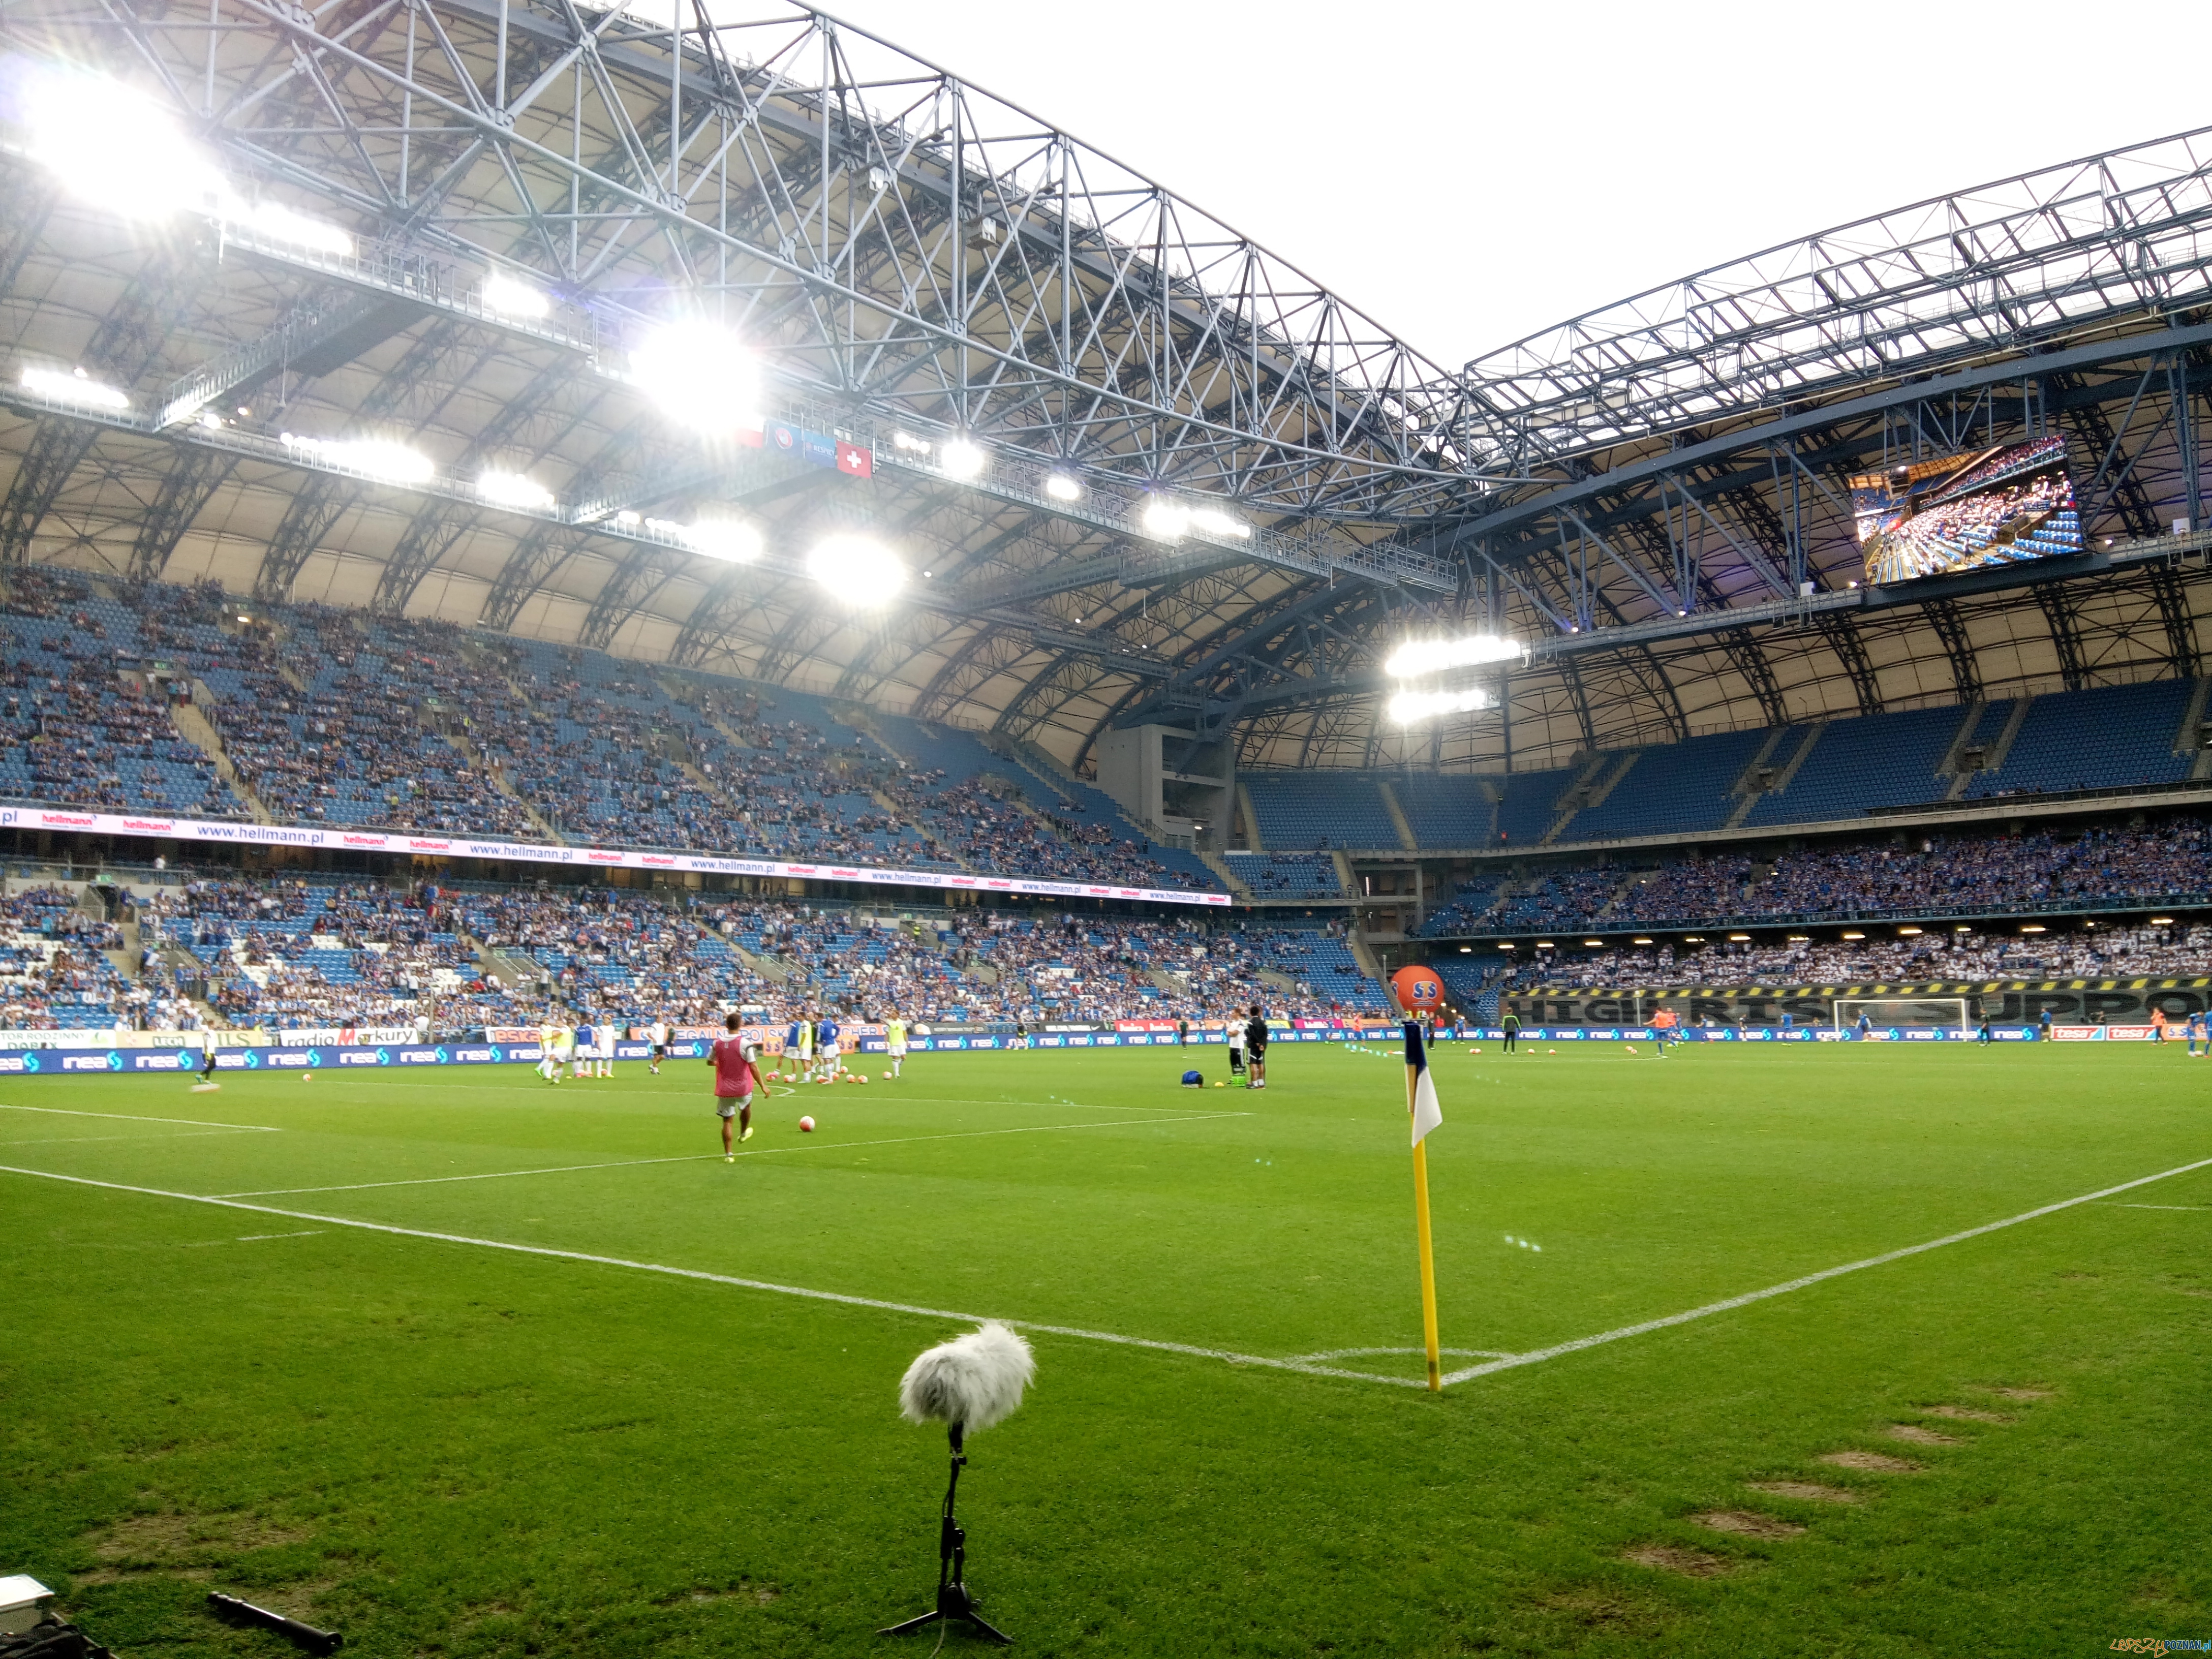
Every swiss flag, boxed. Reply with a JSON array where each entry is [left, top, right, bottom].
[[836, 440, 874, 479]]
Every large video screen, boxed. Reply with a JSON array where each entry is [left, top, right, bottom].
[[1851, 436, 2080, 585]]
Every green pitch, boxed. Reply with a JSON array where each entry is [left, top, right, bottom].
[[5, 1040, 2207, 1655]]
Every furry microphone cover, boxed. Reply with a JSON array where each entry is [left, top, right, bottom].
[[898, 1322, 1035, 1433]]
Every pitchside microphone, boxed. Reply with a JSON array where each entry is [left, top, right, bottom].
[[880, 1322, 1035, 1645]]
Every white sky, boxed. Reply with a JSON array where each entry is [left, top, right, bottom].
[[820, 0, 2202, 370]]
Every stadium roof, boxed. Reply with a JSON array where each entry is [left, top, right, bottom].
[[4, 3, 2212, 778]]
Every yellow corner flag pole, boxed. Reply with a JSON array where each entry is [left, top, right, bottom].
[[1404, 1018, 1442, 1392]]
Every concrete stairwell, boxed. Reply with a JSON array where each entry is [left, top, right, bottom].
[[1377, 780, 1419, 851], [170, 701, 274, 823], [1543, 751, 1635, 843], [1196, 848, 1249, 898], [1729, 720, 1826, 824], [438, 731, 566, 843]]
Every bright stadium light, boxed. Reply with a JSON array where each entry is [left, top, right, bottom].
[[19, 63, 225, 222], [939, 438, 987, 479], [281, 433, 434, 485], [477, 469, 555, 511], [1044, 472, 1083, 502], [807, 533, 904, 601], [482, 271, 551, 321], [235, 199, 352, 257], [893, 431, 933, 454], [1188, 505, 1252, 540], [1141, 498, 1190, 539], [1384, 633, 1523, 678], [1387, 686, 1493, 725], [655, 516, 762, 565], [20, 366, 130, 413], [629, 319, 759, 438]]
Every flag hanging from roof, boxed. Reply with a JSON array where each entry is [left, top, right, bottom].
[[1404, 1019, 1443, 1146]]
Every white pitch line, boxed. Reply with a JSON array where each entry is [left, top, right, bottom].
[[2107, 1203, 2212, 1211], [1439, 1152, 2212, 1386], [0, 1102, 282, 1132], [0, 1129, 273, 1148], [214, 1112, 1253, 1197], [0, 1164, 1423, 1388]]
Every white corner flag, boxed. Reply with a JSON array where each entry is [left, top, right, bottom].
[[1405, 1020, 1443, 1147]]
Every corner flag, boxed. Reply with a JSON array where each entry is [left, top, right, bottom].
[[1405, 1020, 1443, 1146], [1403, 1018, 1443, 1390]]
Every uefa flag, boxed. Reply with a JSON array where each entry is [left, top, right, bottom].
[[1404, 1019, 1442, 1146]]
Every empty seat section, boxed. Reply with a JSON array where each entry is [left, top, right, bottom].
[[1242, 773, 1397, 850], [1392, 773, 1494, 846], [1225, 852, 1343, 897], [1743, 705, 1963, 825], [1964, 680, 2196, 797], [1567, 728, 1771, 840], [1493, 767, 1574, 845]]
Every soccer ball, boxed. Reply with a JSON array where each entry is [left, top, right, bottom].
[[767, 1070, 781, 1082], [301, 1072, 313, 1082], [857, 1075, 869, 1085], [1625, 1044, 1638, 1053], [880, 1070, 890, 1080], [798, 1115, 815, 1132], [1215, 1081, 1225, 1088]]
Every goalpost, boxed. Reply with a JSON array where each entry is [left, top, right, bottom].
[[1832, 996, 1974, 1035]]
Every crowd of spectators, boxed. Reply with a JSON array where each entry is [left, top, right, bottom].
[[0, 883, 132, 1028], [1426, 820, 2212, 937], [1509, 917, 2212, 992], [0, 563, 1218, 895]]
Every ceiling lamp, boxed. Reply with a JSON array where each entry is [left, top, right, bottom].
[[938, 439, 986, 479], [1384, 634, 1522, 678], [281, 433, 433, 485], [477, 469, 555, 511], [482, 271, 551, 321], [1188, 505, 1251, 540], [19, 366, 130, 413], [234, 199, 353, 257], [807, 533, 904, 601], [19, 62, 224, 222], [670, 517, 763, 564], [629, 319, 759, 438], [1387, 686, 1492, 725], [1140, 498, 1190, 539], [1044, 472, 1083, 502]]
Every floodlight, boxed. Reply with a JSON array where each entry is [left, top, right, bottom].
[[1387, 686, 1492, 725], [20, 366, 129, 413], [1140, 498, 1189, 539], [807, 533, 904, 601], [2020, 924, 2046, 934], [477, 470, 555, 511], [1897, 926, 1923, 936], [1633, 937, 1653, 945], [1044, 472, 1083, 502], [281, 433, 433, 484], [1840, 931, 1865, 940], [664, 517, 762, 564], [1786, 934, 1809, 942], [1727, 933, 1751, 942], [2152, 916, 2175, 925], [1188, 506, 1251, 540], [893, 432, 933, 454], [1683, 935, 1705, 943], [938, 439, 986, 479], [482, 271, 550, 321], [629, 319, 759, 437], [1383, 634, 1522, 678], [1583, 939, 1602, 947], [234, 199, 352, 257], [20, 63, 225, 222]]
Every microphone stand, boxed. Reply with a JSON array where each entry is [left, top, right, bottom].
[[879, 1421, 1010, 1643]]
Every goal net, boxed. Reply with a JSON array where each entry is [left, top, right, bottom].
[[1833, 997, 1973, 1034]]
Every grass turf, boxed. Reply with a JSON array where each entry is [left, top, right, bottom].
[[4, 1040, 2208, 1655]]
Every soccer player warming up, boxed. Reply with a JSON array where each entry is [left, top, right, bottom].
[[884, 1010, 908, 1079], [649, 1017, 669, 1075], [708, 1013, 762, 1161], [191, 1040, 221, 1092]]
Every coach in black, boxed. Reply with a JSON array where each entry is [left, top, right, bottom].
[[1245, 1004, 1269, 1090]]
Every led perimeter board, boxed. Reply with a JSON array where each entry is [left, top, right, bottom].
[[1852, 436, 2082, 585]]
